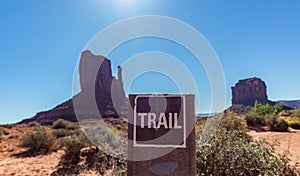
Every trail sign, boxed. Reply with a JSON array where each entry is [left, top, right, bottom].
[[133, 95, 186, 148], [128, 94, 196, 176]]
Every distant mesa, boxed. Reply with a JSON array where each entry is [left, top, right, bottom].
[[228, 77, 294, 114], [231, 77, 269, 106], [19, 50, 127, 125], [276, 100, 300, 109]]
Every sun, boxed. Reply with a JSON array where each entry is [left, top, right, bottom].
[[88, 0, 154, 16], [111, 0, 141, 14], [117, 0, 137, 6]]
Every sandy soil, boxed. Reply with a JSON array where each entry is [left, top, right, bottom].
[[0, 125, 117, 176], [250, 129, 300, 166], [0, 125, 63, 176]]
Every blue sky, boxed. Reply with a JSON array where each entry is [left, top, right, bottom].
[[1, 0, 300, 124]]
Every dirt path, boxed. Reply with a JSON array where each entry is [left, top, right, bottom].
[[250, 129, 300, 165]]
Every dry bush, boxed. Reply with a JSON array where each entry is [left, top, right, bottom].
[[197, 112, 299, 175], [52, 119, 78, 130], [0, 127, 9, 136], [28, 122, 39, 127], [221, 111, 247, 131], [289, 120, 300, 129], [59, 133, 90, 165], [246, 111, 267, 126], [20, 126, 55, 154], [52, 129, 81, 139], [291, 109, 300, 119], [268, 116, 289, 132], [196, 128, 299, 175]]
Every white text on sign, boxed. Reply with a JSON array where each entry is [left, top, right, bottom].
[[137, 113, 182, 129]]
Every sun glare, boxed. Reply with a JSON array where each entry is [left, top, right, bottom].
[[110, 0, 143, 15], [117, 0, 137, 6], [89, 0, 156, 16]]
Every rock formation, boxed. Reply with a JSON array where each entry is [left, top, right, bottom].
[[228, 77, 293, 114], [78, 50, 126, 117], [228, 77, 273, 114], [19, 50, 127, 125], [231, 77, 269, 106]]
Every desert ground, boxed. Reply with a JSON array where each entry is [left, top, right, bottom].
[[0, 125, 60, 176], [0, 124, 299, 176], [0, 125, 107, 176], [250, 129, 300, 166]]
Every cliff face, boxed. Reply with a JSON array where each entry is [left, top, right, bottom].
[[19, 50, 127, 125], [231, 77, 268, 106], [80, 50, 113, 94], [79, 50, 126, 117]]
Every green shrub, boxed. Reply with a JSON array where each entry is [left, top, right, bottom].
[[289, 120, 300, 129], [221, 111, 247, 131], [53, 119, 78, 130], [246, 111, 267, 126], [82, 124, 126, 158], [52, 128, 82, 138], [52, 129, 73, 138], [196, 128, 299, 175], [60, 134, 90, 165], [0, 127, 9, 136], [273, 103, 284, 114], [252, 101, 283, 115], [291, 109, 300, 120], [246, 108, 289, 132], [28, 122, 39, 127], [52, 119, 81, 138], [20, 126, 55, 154], [268, 116, 289, 132]]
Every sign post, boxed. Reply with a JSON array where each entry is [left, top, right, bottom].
[[128, 94, 196, 176]]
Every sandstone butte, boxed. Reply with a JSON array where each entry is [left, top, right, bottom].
[[228, 77, 291, 114], [19, 50, 127, 125]]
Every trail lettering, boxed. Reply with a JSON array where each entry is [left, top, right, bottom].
[[138, 112, 182, 129]]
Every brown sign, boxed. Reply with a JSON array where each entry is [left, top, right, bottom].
[[128, 94, 196, 176]]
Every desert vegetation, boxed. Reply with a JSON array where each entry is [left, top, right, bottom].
[[1, 107, 299, 175], [16, 119, 127, 175], [197, 112, 299, 176], [0, 126, 9, 143], [0, 127, 9, 136], [288, 109, 300, 130], [245, 101, 293, 131], [19, 126, 55, 154]]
